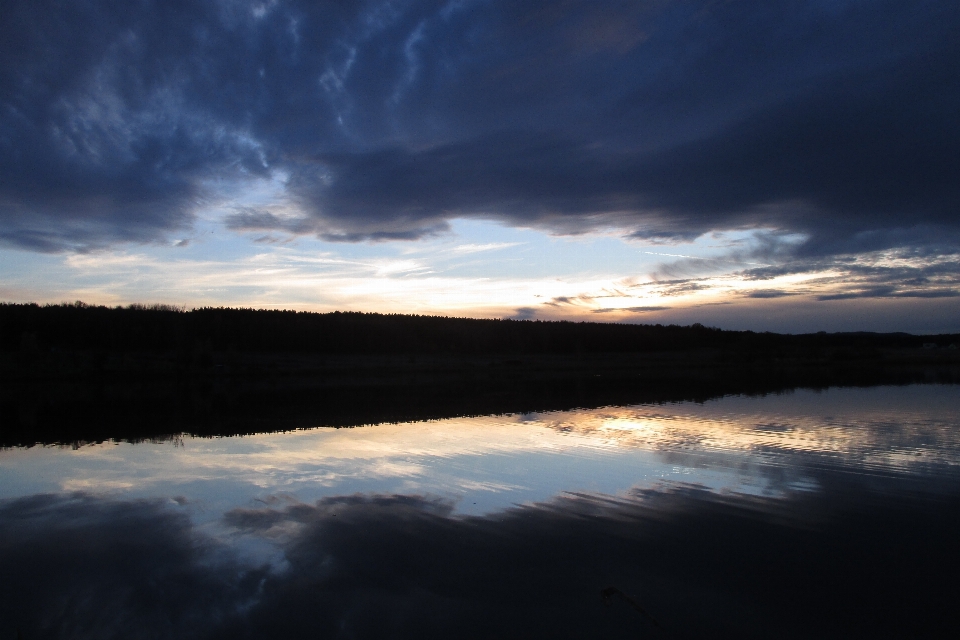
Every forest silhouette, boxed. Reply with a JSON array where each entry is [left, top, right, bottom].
[[4, 301, 958, 354], [2, 302, 958, 446]]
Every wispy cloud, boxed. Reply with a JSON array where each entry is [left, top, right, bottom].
[[744, 290, 801, 299], [592, 306, 670, 314], [451, 242, 524, 254]]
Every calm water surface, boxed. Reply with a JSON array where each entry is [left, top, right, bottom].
[[2, 385, 959, 638]]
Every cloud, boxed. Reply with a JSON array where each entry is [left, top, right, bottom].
[[737, 250, 960, 301], [509, 306, 537, 320], [649, 280, 712, 297], [224, 208, 302, 234], [1, 0, 958, 261], [592, 306, 669, 314], [451, 242, 523, 254], [543, 295, 589, 307], [744, 290, 800, 299], [817, 288, 960, 301]]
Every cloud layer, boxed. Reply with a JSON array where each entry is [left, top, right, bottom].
[[2, 0, 958, 254]]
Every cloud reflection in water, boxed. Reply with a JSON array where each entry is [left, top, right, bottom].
[[1, 385, 959, 638], [3, 482, 959, 639], [3, 386, 958, 514]]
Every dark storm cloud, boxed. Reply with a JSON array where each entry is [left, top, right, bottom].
[[0, 0, 274, 250], [1, 0, 958, 253]]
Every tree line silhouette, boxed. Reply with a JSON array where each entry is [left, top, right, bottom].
[[3, 302, 958, 446], [2, 301, 957, 356]]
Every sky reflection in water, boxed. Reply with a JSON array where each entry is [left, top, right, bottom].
[[2, 385, 959, 639], [3, 385, 957, 519]]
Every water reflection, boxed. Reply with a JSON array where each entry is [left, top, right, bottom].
[[1, 385, 959, 638], [3, 484, 959, 639], [2, 386, 957, 515]]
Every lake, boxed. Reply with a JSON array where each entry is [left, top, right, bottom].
[[2, 384, 959, 638]]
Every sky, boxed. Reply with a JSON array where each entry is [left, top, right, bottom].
[[1, 0, 958, 333]]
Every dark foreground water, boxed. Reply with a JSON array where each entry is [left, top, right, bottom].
[[2, 384, 959, 639]]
